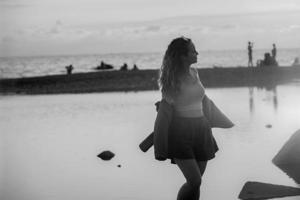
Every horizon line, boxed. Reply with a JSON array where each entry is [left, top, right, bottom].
[[1, 47, 300, 59]]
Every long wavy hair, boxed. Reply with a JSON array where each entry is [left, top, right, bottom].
[[158, 37, 192, 98]]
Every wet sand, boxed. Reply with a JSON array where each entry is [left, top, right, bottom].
[[1, 66, 300, 94], [1, 88, 300, 200]]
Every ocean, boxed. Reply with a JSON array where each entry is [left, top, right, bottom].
[[1, 48, 300, 78]]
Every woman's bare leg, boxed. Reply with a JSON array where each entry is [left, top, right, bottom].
[[175, 158, 202, 200], [197, 161, 207, 176]]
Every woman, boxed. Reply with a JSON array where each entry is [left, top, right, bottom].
[[158, 37, 219, 200]]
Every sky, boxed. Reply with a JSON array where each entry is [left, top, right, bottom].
[[1, 0, 300, 57]]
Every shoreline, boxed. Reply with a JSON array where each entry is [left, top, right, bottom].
[[1, 66, 300, 95]]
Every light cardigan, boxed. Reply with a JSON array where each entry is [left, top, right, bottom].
[[139, 95, 234, 161]]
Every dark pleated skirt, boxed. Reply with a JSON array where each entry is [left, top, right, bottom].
[[168, 115, 219, 164]]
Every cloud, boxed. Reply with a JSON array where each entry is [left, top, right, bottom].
[[55, 20, 63, 26], [100, 24, 214, 39], [145, 25, 160, 32], [280, 24, 300, 33], [1, 36, 15, 43], [3, 20, 95, 43], [0, 36, 15, 56], [220, 24, 238, 30], [0, 0, 30, 8], [73, 23, 234, 42], [2, 4, 28, 8], [49, 20, 63, 35], [2, 11, 300, 56]]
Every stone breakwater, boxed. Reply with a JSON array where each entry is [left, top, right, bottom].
[[0, 67, 300, 94]]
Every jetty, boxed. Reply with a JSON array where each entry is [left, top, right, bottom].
[[1, 66, 300, 94]]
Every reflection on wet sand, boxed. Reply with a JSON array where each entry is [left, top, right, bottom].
[[248, 85, 278, 114], [241, 89, 300, 199], [273, 87, 278, 111], [248, 87, 254, 114], [273, 129, 300, 185]]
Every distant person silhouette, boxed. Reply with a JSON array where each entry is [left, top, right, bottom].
[[65, 64, 74, 75], [271, 44, 277, 59], [120, 63, 128, 71], [263, 53, 272, 66], [292, 57, 299, 66], [132, 64, 139, 71], [100, 61, 105, 68], [248, 41, 254, 67], [262, 52, 278, 67], [95, 61, 114, 70]]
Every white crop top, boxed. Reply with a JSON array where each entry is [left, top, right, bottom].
[[163, 68, 205, 117]]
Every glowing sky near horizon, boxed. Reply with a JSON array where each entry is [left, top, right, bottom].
[[1, 0, 300, 56]]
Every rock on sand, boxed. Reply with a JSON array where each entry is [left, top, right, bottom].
[[272, 129, 300, 184], [97, 150, 115, 161], [238, 181, 300, 200]]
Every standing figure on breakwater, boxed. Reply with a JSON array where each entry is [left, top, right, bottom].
[[132, 64, 139, 71], [65, 64, 74, 75], [153, 37, 233, 200], [271, 43, 277, 60], [292, 57, 300, 66], [261, 52, 278, 67], [248, 41, 254, 67], [120, 63, 128, 71]]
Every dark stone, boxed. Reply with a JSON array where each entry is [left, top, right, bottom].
[[273, 129, 300, 184], [239, 181, 300, 199], [97, 150, 115, 161], [117, 164, 121, 168], [266, 124, 272, 128]]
